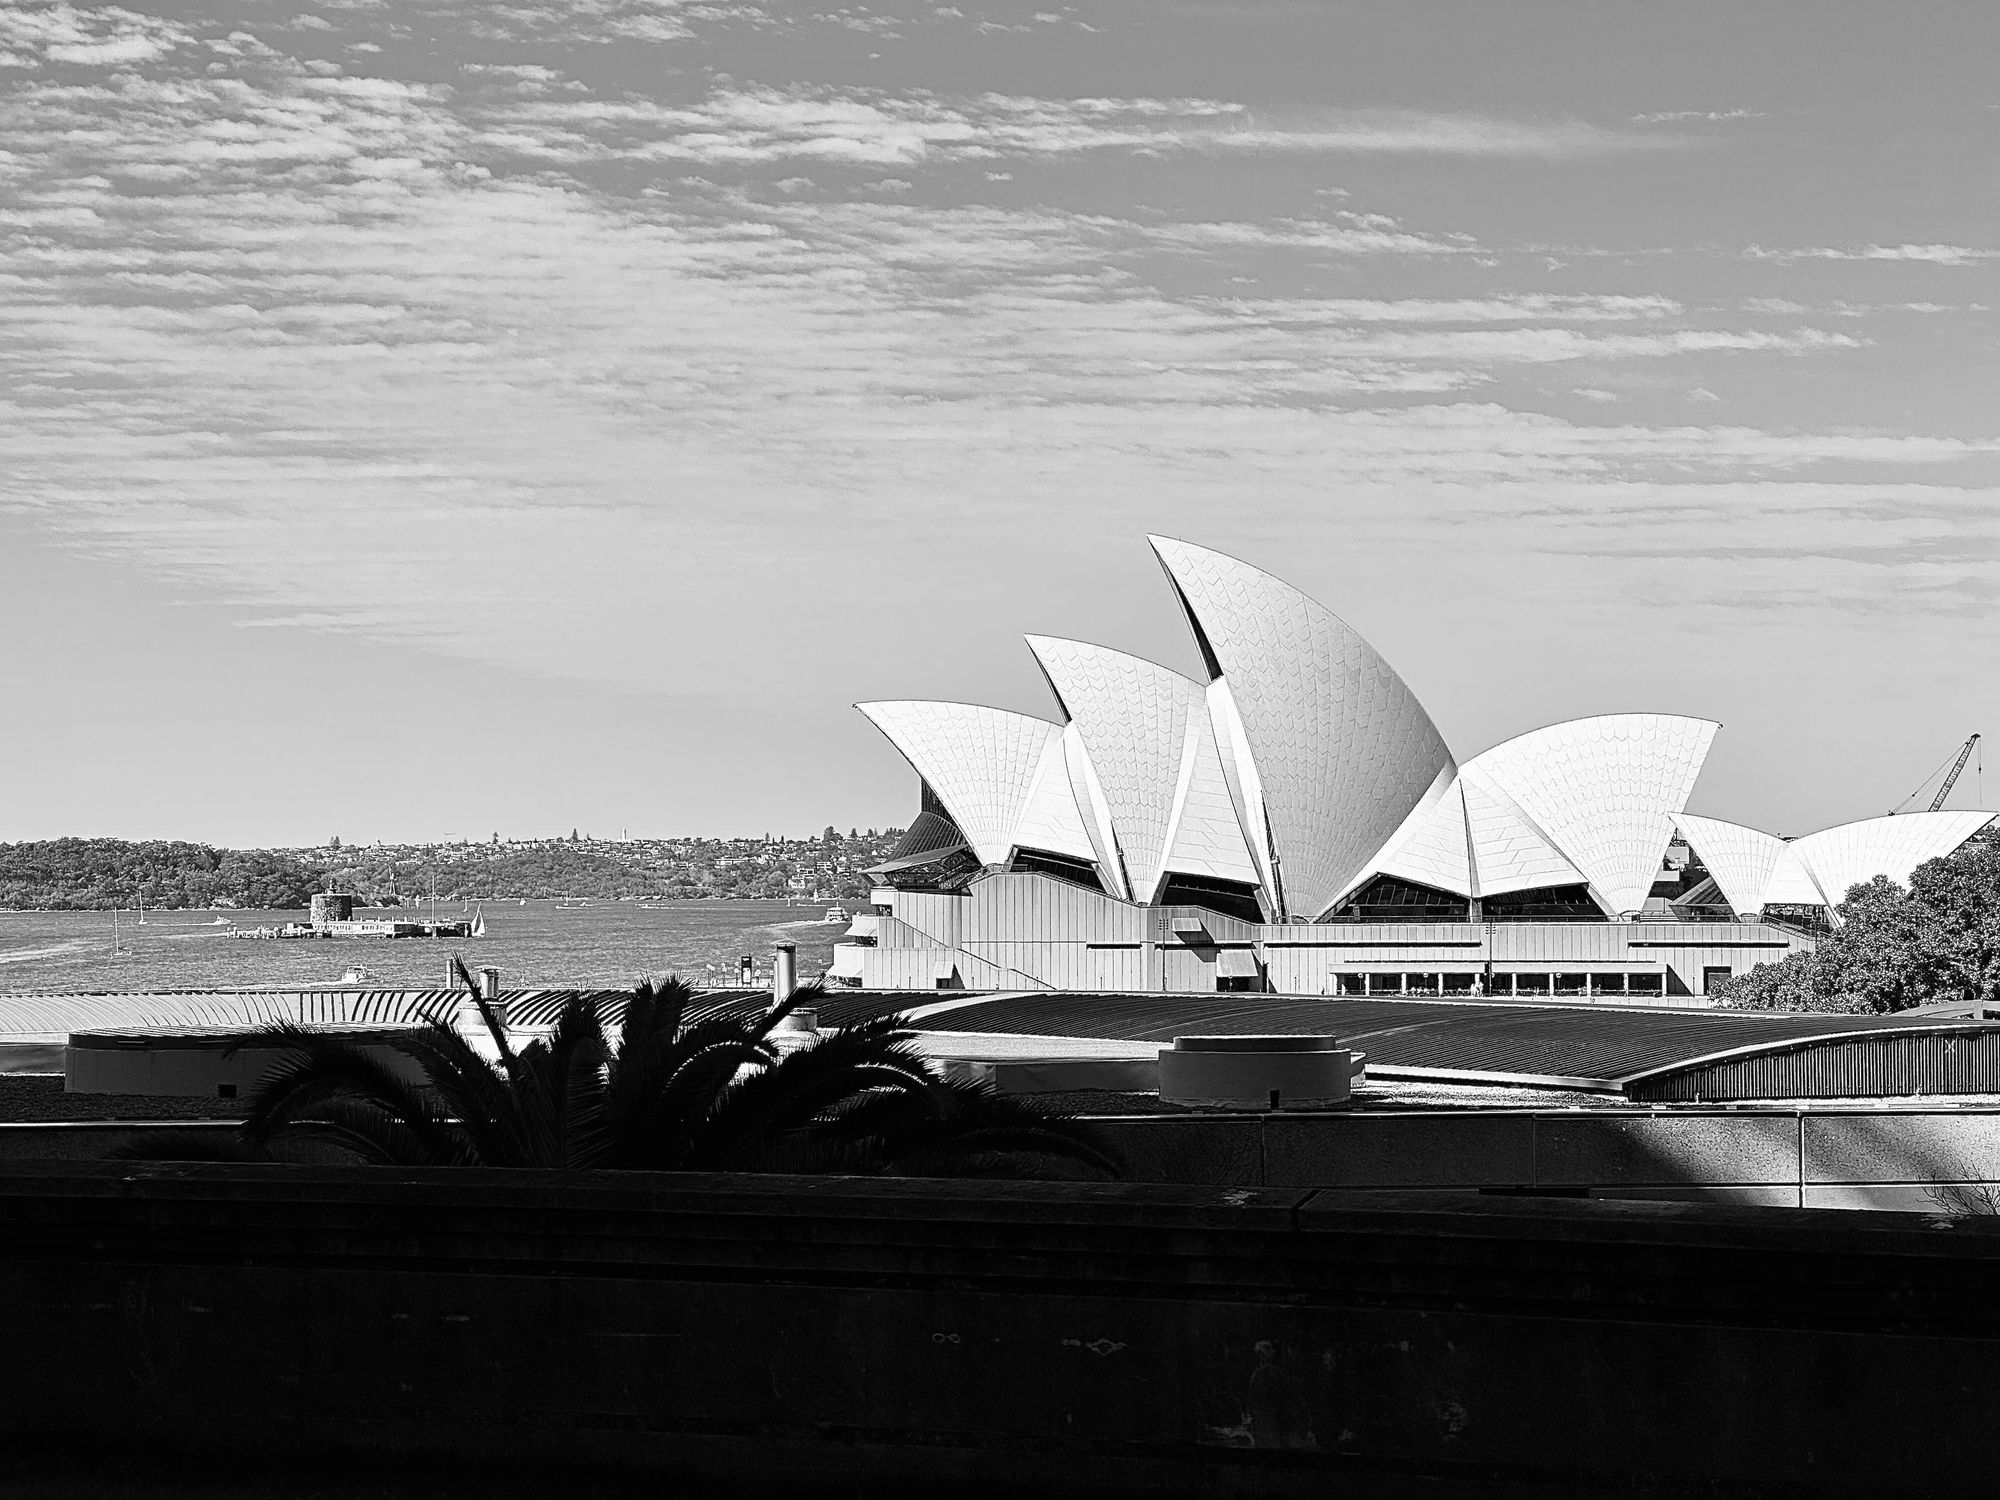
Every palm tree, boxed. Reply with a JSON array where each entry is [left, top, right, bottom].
[[126, 962, 1119, 1180]]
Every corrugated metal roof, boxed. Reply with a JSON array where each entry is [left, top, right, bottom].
[[902, 993, 2000, 1094]]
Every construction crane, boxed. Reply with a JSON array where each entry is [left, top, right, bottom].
[[1888, 733, 1981, 815]]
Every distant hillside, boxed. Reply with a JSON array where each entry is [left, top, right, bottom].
[[0, 829, 905, 910], [0, 839, 319, 912]]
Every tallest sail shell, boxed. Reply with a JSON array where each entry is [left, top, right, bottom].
[[1149, 536, 1455, 918]]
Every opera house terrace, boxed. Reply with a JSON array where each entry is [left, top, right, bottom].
[[831, 536, 1992, 1000]]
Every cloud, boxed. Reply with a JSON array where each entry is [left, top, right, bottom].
[[0, 3, 191, 67], [1630, 108, 1765, 125], [478, 86, 1687, 168], [1746, 243, 1998, 268], [0, 1, 1992, 705]]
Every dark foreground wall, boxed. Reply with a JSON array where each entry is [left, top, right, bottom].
[[4, 1163, 2000, 1498]]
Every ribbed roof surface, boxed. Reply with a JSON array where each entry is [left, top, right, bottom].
[[1010, 730, 1098, 863], [856, 701, 1064, 867], [1150, 536, 1455, 919], [1671, 814, 1787, 916], [1027, 635, 1257, 899], [904, 992, 1985, 1092], [1791, 811, 1994, 909], [1461, 714, 1716, 916]]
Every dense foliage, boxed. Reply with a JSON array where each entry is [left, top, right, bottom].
[[129, 970, 1120, 1180], [1720, 836, 2000, 1013], [0, 839, 319, 911], [0, 828, 905, 909]]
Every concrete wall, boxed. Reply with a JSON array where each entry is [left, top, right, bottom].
[[865, 876, 1808, 995], [1091, 1106, 2000, 1211], [6, 1163, 2000, 1498]]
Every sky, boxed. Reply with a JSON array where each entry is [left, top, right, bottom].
[[2, 0, 1997, 848]]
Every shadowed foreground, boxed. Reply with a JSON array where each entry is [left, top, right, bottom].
[[4, 1161, 2000, 1497]]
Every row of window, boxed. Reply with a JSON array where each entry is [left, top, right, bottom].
[[1328, 971, 1670, 998]]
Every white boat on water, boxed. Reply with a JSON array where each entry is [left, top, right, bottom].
[[823, 905, 850, 924]]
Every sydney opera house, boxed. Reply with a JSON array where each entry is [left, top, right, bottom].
[[832, 538, 1991, 999]]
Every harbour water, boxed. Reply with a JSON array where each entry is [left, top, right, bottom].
[[0, 901, 854, 993]]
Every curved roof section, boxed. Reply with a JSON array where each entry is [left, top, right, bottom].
[[1371, 774, 1472, 896], [1011, 729, 1098, 864], [1463, 776, 1586, 896], [1149, 535, 1455, 919], [1671, 814, 1787, 917], [1161, 688, 1262, 891], [1760, 845, 1829, 907], [855, 701, 1065, 868], [1028, 636, 1197, 901], [1028, 635, 1257, 900], [1461, 714, 1717, 916], [1792, 810, 1994, 907]]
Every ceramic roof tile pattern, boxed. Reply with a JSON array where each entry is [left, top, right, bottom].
[[1027, 636, 1196, 899], [1670, 814, 1788, 917], [1162, 695, 1262, 889], [1205, 677, 1278, 895], [1149, 536, 1455, 919], [1374, 777, 1474, 896], [1462, 776, 1585, 896], [1792, 811, 1995, 907], [1010, 730, 1098, 863], [1761, 846, 1829, 907], [1460, 714, 1717, 915], [1062, 722, 1131, 898], [855, 701, 1063, 867]]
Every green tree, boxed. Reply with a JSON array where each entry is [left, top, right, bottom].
[[1720, 837, 2000, 1013]]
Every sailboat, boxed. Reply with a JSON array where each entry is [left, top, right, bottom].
[[470, 904, 487, 938]]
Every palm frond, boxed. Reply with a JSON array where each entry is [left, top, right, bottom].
[[398, 1013, 528, 1165], [240, 1022, 460, 1164], [452, 952, 519, 1073]]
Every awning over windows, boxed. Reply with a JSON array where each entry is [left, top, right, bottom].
[[827, 945, 866, 979], [1215, 949, 1262, 978], [933, 960, 961, 981]]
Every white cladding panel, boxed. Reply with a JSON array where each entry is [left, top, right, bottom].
[[1792, 811, 1995, 907], [1011, 732, 1098, 863], [1372, 775, 1473, 896], [856, 701, 1061, 868], [1162, 692, 1262, 890], [1760, 846, 1829, 907], [1028, 637, 1202, 900], [1462, 776, 1586, 896], [1671, 814, 1787, 917], [1205, 677, 1276, 896], [1062, 723, 1131, 899], [1462, 714, 1716, 916], [1151, 536, 1455, 919]]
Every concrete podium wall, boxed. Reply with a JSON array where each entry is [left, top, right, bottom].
[[4, 1163, 2000, 1497], [1092, 1107, 2000, 1210]]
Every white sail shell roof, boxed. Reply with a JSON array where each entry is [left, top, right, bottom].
[[1460, 714, 1717, 916], [1362, 771, 1586, 901], [855, 701, 1068, 868], [1373, 775, 1473, 896], [1760, 845, 1829, 908], [1028, 636, 1257, 901], [1011, 730, 1098, 864], [1791, 811, 1994, 908], [1162, 690, 1263, 890], [1671, 815, 1788, 917], [1150, 535, 1455, 919], [1463, 776, 1587, 896]]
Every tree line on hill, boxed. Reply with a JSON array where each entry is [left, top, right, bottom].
[[0, 839, 321, 912], [1719, 835, 2000, 1014], [0, 831, 903, 910]]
